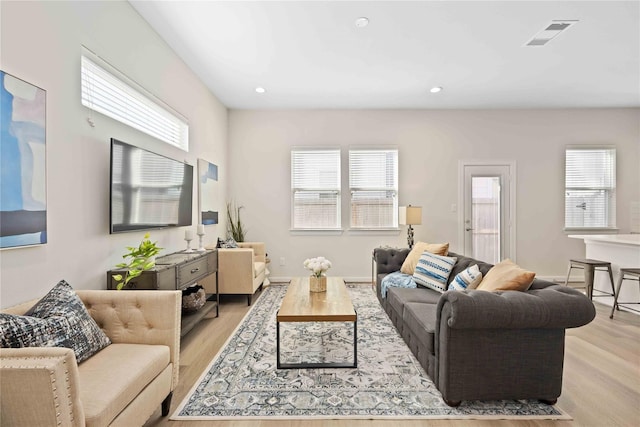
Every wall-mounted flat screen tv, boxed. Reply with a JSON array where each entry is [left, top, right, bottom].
[[110, 138, 193, 233]]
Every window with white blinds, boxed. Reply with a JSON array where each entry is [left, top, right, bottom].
[[349, 149, 398, 229], [291, 149, 341, 229], [565, 147, 616, 229], [81, 54, 189, 151]]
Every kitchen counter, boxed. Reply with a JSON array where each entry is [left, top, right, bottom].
[[569, 234, 640, 314]]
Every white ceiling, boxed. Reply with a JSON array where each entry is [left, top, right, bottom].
[[130, 1, 640, 110]]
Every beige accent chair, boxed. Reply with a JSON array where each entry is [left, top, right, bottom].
[[0, 290, 181, 427], [214, 242, 266, 305]]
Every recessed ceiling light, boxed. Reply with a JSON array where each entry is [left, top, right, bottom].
[[355, 17, 369, 28], [255, 87, 266, 94], [430, 86, 443, 93]]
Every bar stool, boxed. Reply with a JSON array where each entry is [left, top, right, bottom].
[[610, 268, 640, 319], [564, 259, 616, 300]]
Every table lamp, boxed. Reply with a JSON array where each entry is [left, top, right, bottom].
[[399, 205, 422, 248]]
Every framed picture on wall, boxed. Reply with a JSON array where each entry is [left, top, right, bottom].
[[0, 71, 47, 249], [198, 158, 219, 225]]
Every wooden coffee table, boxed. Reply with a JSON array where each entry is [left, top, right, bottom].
[[276, 276, 357, 369]]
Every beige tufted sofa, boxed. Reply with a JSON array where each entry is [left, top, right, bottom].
[[210, 242, 266, 305], [0, 290, 181, 427]]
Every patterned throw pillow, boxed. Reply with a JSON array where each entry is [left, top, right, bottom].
[[413, 252, 458, 293], [0, 280, 111, 363], [448, 264, 483, 291], [400, 242, 449, 275], [217, 237, 239, 248]]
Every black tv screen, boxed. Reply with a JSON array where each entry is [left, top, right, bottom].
[[110, 138, 193, 233]]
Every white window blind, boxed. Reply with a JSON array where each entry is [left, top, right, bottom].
[[291, 149, 341, 229], [349, 149, 398, 229], [565, 148, 616, 229], [81, 55, 189, 151]]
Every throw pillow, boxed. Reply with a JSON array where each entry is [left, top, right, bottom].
[[476, 259, 535, 292], [413, 252, 458, 293], [448, 264, 483, 291], [400, 241, 450, 275], [0, 280, 111, 363], [218, 237, 238, 248]]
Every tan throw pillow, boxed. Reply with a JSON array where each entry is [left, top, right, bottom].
[[476, 259, 535, 292], [400, 241, 450, 275]]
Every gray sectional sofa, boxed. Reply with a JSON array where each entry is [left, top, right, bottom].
[[373, 247, 596, 407]]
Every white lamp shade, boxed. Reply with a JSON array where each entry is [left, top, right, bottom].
[[399, 206, 422, 225]]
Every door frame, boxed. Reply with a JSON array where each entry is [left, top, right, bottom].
[[457, 160, 517, 262]]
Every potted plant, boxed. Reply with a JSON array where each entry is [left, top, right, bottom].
[[226, 200, 246, 242], [113, 233, 162, 290]]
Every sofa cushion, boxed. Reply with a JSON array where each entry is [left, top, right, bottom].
[[448, 264, 483, 291], [254, 261, 266, 278], [78, 343, 170, 427], [400, 242, 449, 274], [477, 259, 535, 292], [0, 280, 111, 363], [413, 252, 457, 293], [387, 287, 441, 318], [403, 302, 438, 355]]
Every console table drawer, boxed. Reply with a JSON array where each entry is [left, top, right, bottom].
[[177, 257, 209, 288]]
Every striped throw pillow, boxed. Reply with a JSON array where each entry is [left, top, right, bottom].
[[448, 264, 483, 291], [413, 252, 458, 293]]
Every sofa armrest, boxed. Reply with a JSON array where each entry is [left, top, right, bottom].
[[373, 247, 410, 275], [76, 290, 181, 389], [373, 247, 410, 300], [238, 242, 266, 263], [437, 285, 596, 330], [0, 347, 85, 427], [218, 248, 258, 294]]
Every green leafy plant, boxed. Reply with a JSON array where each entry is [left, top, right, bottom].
[[112, 233, 162, 290], [226, 201, 246, 242]]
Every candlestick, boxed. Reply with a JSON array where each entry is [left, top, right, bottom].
[[197, 224, 206, 251], [184, 229, 194, 253]]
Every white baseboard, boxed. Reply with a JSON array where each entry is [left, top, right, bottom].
[[271, 275, 576, 285], [269, 276, 372, 284]]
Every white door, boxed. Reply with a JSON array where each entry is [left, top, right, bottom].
[[459, 162, 515, 264]]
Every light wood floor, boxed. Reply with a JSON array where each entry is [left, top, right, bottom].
[[145, 284, 640, 427]]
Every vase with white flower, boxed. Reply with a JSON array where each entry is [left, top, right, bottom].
[[303, 256, 332, 292]]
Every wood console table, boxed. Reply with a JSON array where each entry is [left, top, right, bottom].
[[107, 249, 218, 336]]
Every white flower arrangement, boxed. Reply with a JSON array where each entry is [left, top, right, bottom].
[[303, 256, 332, 278]]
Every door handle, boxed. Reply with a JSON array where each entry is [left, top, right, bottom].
[[465, 227, 474, 231]]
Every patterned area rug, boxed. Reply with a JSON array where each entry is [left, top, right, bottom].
[[172, 284, 569, 420]]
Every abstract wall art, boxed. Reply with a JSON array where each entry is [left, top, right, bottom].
[[0, 71, 47, 249], [198, 158, 219, 225]]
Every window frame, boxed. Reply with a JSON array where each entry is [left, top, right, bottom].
[[564, 146, 617, 232], [348, 148, 399, 230], [80, 49, 189, 151], [290, 148, 342, 231]]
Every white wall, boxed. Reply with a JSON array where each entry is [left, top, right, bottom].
[[0, 1, 228, 308], [228, 109, 640, 281]]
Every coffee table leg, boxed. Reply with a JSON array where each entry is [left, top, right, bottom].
[[276, 311, 281, 369], [353, 311, 358, 368]]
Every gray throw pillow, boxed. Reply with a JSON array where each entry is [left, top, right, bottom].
[[0, 280, 111, 363]]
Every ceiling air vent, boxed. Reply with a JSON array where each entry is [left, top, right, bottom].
[[525, 20, 578, 47]]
